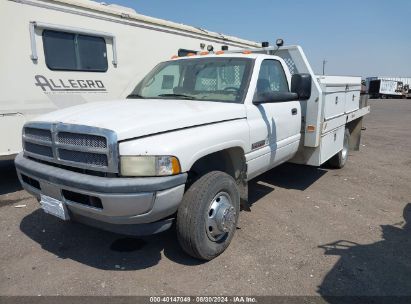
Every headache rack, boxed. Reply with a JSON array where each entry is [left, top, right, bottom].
[[22, 122, 119, 173]]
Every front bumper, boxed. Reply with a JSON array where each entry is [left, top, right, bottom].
[[15, 153, 187, 235]]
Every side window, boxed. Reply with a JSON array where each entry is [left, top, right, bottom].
[[43, 30, 108, 72], [77, 35, 108, 71], [42, 31, 77, 70], [255, 60, 289, 97]]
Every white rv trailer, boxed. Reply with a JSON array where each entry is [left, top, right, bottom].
[[0, 0, 260, 160]]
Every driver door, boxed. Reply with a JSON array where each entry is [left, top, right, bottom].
[[246, 59, 301, 179]]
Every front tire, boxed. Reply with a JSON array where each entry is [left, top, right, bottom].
[[176, 171, 240, 260], [328, 128, 350, 169]]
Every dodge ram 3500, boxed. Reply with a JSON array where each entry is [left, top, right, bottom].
[[15, 44, 370, 260]]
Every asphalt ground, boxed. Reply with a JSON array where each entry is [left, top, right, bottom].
[[0, 99, 410, 297]]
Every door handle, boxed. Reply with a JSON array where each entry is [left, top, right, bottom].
[[291, 108, 298, 115]]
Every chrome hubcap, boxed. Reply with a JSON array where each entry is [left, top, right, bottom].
[[206, 192, 236, 242]]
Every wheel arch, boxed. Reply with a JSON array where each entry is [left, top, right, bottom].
[[187, 146, 248, 205]]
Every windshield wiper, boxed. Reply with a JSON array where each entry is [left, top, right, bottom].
[[157, 93, 195, 100], [127, 94, 145, 99]]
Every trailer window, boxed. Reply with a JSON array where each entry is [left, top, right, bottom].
[[43, 30, 108, 72]]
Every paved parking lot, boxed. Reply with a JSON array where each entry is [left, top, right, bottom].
[[0, 99, 410, 296]]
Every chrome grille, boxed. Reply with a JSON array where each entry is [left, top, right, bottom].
[[58, 149, 108, 167], [22, 122, 118, 173], [24, 127, 52, 142], [57, 132, 107, 149], [25, 142, 53, 157]]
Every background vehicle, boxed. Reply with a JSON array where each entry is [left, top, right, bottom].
[[0, 0, 260, 160], [368, 79, 404, 99], [15, 43, 370, 260], [403, 84, 411, 99], [365, 77, 411, 99]]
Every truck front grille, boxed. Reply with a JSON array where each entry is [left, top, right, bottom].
[[58, 149, 108, 167], [22, 123, 118, 173], [56, 132, 107, 149], [24, 127, 52, 142], [24, 142, 54, 158]]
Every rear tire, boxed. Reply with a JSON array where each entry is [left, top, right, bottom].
[[176, 171, 240, 260], [328, 128, 350, 169]]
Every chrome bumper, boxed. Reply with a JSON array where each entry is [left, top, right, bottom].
[[15, 153, 187, 234]]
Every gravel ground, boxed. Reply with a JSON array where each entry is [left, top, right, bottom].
[[0, 99, 410, 297]]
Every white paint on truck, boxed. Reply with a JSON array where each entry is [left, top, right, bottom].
[[15, 45, 370, 260], [38, 99, 247, 142]]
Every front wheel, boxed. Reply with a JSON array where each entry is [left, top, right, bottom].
[[328, 128, 350, 169], [176, 171, 240, 260]]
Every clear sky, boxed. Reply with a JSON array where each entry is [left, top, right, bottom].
[[106, 0, 410, 77]]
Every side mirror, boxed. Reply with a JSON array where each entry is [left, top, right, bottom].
[[291, 73, 312, 100]]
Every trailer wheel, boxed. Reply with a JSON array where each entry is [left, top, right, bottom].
[[328, 128, 350, 169], [176, 171, 240, 260]]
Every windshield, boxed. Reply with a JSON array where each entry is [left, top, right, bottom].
[[128, 57, 253, 103]]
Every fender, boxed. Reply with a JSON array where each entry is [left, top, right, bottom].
[[119, 118, 250, 172]]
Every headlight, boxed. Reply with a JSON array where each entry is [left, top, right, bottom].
[[120, 155, 181, 177]]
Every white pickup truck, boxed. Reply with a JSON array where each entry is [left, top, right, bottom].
[[15, 44, 370, 260]]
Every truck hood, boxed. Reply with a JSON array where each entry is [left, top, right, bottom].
[[36, 99, 246, 140]]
